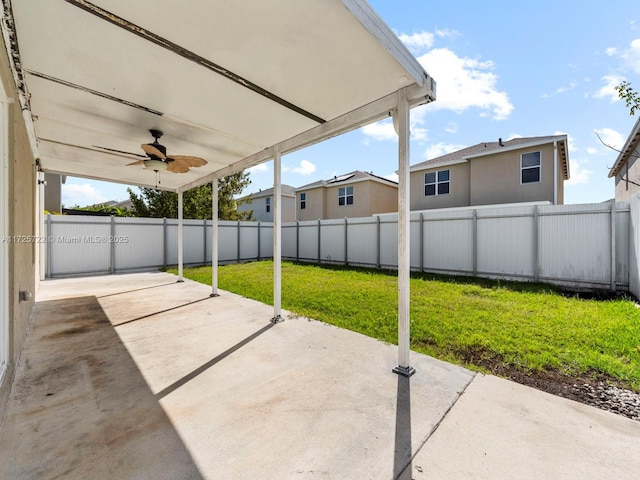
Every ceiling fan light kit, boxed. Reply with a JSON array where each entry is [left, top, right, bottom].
[[143, 159, 168, 171]]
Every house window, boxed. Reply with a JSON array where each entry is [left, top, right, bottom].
[[521, 151, 541, 184], [338, 186, 353, 206], [265, 197, 271, 213], [424, 170, 450, 196], [300, 192, 306, 210]]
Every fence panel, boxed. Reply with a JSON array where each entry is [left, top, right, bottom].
[[297, 221, 319, 261], [47, 216, 111, 276], [44, 201, 634, 292], [319, 219, 346, 263], [346, 217, 377, 267], [422, 212, 473, 275], [113, 217, 164, 271]]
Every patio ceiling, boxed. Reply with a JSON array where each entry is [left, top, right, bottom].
[[7, 0, 435, 192]]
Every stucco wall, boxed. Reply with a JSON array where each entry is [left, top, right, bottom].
[[296, 187, 324, 221], [238, 195, 296, 222], [410, 162, 471, 210], [324, 180, 396, 219], [470, 143, 556, 206], [615, 154, 640, 202], [0, 37, 37, 418]]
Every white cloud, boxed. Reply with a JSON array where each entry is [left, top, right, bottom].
[[248, 163, 269, 173], [361, 121, 396, 141], [594, 128, 624, 151], [62, 183, 107, 207], [586, 147, 597, 155], [397, 31, 435, 54], [593, 75, 624, 102], [361, 117, 429, 143], [606, 47, 617, 56], [621, 38, 640, 73], [566, 158, 593, 186], [541, 82, 576, 98], [444, 122, 458, 134], [416, 48, 513, 120], [284, 159, 316, 175], [424, 142, 466, 160]]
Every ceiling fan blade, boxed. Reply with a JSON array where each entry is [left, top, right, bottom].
[[168, 155, 207, 167], [126, 159, 145, 166], [167, 161, 190, 173], [141, 143, 166, 159]]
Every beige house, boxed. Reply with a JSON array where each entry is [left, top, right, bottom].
[[608, 116, 640, 202], [237, 185, 296, 222], [295, 171, 398, 221], [410, 135, 570, 210]]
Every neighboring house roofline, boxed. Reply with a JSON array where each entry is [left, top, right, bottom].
[[294, 170, 398, 191], [410, 135, 570, 180], [608, 116, 640, 178], [239, 185, 296, 201]]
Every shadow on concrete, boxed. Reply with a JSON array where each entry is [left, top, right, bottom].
[[156, 322, 277, 400], [97, 281, 177, 298], [393, 374, 413, 480], [113, 296, 213, 326], [0, 296, 205, 479]]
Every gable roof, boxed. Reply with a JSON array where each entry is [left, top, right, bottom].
[[295, 170, 398, 191], [411, 135, 570, 180], [240, 185, 296, 200], [608, 116, 640, 178]]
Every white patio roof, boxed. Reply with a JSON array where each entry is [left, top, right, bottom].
[[7, 0, 435, 192]]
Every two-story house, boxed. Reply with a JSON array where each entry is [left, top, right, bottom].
[[410, 135, 570, 210], [608, 116, 640, 202], [237, 185, 296, 222], [295, 170, 398, 221]]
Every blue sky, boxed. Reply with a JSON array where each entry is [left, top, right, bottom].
[[62, 0, 640, 207]]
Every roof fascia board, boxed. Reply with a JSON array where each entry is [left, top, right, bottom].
[[464, 136, 568, 160], [340, 0, 430, 87], [409, 158, 468, 172], [608, 117, 640, 177], [178, 83, 434, 192]]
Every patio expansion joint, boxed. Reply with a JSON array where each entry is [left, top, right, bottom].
[[398, 371, 478, 478]]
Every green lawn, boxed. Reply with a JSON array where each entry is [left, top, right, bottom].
[[171, 261, 640, 391]]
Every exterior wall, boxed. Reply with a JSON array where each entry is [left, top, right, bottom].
[[0, 36, 37, 419], [324, 180, 397, 219], [615, 154, 640, 202], [238, 195, 295, 222], [296, 187, 324, 221], [410, 162, 471, 210], [469, 143, 556, 206]]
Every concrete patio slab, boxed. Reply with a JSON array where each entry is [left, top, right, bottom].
[[408, 374, 640, 480], [0, 272, 475, 479]]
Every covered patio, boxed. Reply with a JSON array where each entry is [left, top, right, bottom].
[[1, 273, 639, 479], [7, 0, 436, 377]]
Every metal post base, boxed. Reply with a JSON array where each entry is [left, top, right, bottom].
[[270, 315, 284, 324], [209, 293, 220, 298], [392, 365, 416, 377], [176, 279, 184, 283]]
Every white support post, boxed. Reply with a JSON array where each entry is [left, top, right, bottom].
[[177, 190, 184, 282], [272, 149, 283, 323], [393, 88, 415, 377], [211, 179, 219, 297]]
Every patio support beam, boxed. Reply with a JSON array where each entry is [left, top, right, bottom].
[[393, 88, 415, 378], [177, 190, 184, 282], [272, 147, 283, 323], [211, 178, 219, 297], [177, 81, 435, 192]]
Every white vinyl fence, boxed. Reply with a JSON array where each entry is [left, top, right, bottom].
[[45, 201, 636, 292]]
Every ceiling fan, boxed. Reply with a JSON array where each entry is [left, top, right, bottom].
[[126, 129, 208, 173]]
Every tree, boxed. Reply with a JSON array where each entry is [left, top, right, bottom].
[[615, 81, 640, 116], [127, 170, 254, 220]]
